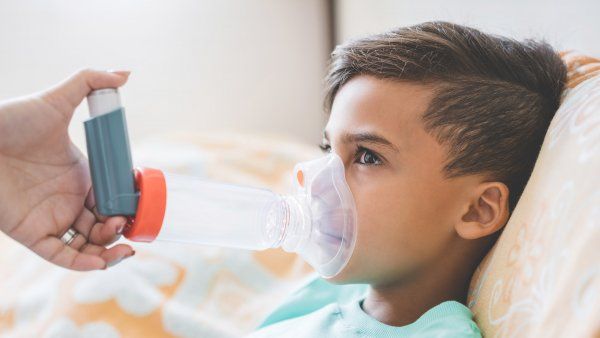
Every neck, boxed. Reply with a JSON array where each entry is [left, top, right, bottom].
[[361, 242, 482, 327]]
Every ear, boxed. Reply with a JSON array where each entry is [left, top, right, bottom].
[[455, 182, 510, 240]]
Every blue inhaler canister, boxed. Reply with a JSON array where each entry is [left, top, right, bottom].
[[84, 89, 139, 216]]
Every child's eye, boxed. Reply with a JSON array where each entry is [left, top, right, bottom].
[[355, 146, 383, 166], [319, 143, 332, 153]]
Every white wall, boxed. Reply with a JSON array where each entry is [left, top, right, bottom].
[[0, 0, 331, 149], [335, 0, 600, 56]]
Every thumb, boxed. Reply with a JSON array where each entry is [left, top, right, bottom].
[[43, 68, 131, 117]]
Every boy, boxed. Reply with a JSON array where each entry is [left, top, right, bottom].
[[248, 21, 566, 337]]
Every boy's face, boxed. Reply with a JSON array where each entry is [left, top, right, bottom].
[[324, 75, 481, 285]]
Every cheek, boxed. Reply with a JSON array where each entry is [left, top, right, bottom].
[[335, 177, 416, 282], [332, 171, 459, 283], [350, 173, 419, 245], [354, 183, 419, 254], [348, 175, 395, 240]]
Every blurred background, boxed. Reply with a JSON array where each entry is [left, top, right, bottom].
[[0, 0, 598, 151]]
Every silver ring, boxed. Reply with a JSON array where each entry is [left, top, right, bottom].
[[60, 228, 79, 245]]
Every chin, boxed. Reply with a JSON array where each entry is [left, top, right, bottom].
[[322, 260, 366, 284]]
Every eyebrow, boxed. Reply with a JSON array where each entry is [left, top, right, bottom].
[[323, 130, 400, 153]]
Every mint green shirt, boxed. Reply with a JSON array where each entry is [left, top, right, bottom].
[[248, 275, 481, 338]]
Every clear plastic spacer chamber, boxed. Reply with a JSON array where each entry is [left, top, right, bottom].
[[125, 153, 358, 278]]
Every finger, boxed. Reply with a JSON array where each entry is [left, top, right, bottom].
[[71, 207, 96, 239], [85, 187, 108, 223], [91, 206, 108, 223], [72, 204, 124, 246], [44, 68, 131, 118], [84, 186, 96, 210], [81, 242, 135, 268], [66, 232, 88, 251], [88, 216, 127, 246], [31, 236, 106, 271]]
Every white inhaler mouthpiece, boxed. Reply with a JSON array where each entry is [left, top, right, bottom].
[[124, 153, 358, 278], [87, 88, 121, 117]]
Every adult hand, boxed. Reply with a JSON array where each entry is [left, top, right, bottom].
[[0, 69, 135, 271]]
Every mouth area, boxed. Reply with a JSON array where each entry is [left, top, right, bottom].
[[315, 228, 343, 249]]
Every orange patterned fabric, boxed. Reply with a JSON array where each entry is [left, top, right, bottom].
[[561, 51, 600, 89], [468, 53, 600, 338]]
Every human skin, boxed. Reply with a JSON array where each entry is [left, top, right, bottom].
[[321, 75, 509, 326], [0, 69, 135, 271]]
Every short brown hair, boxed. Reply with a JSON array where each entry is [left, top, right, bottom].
[[325, 21, 567, 211]]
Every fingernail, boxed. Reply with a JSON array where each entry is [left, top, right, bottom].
[[116, 219, 127, 235], [111, 70, 131, 77], [107, 257, 123, 268], [108, 251, 135, 267]]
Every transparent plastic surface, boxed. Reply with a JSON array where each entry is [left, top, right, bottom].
[[290, 153, 358, 278], [157, 174, 284, 250], [153, 153, 357, 278]]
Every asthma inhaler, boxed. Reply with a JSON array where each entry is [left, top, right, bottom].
[[84, 89, 138, 216], [84, 89, 357, 278]]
